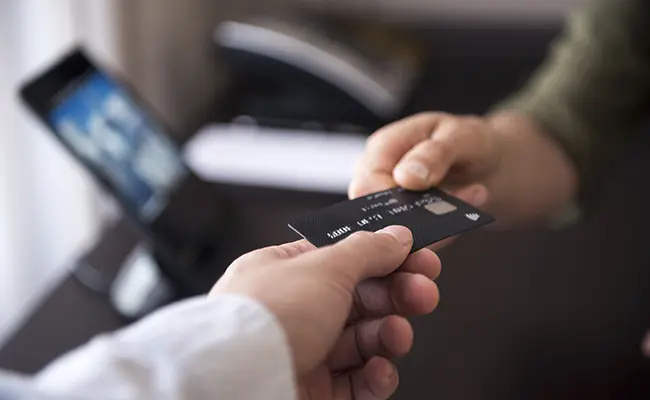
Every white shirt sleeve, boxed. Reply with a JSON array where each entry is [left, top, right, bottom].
[[6, 294, 297, 400]]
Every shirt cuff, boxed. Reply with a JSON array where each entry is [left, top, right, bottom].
[[36, 295, 297, 400]]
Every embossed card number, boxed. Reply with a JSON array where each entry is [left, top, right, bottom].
[[288, 187, 494, 253]]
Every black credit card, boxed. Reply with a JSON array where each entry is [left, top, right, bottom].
[[288, 187, 494, 252]]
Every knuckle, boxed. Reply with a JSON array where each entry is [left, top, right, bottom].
[[349, 230, 375, 243], [344, 231, 381, 259], [227, 248, 270, 272], [377, 237, 401, 256], [348, 180, 376, 199], [365, 128, 388, 149], [441, 116, 461, 130], [460, 113, 480, 122], [230, 252, 254, 266], [429, 136, 452, 155], [347, 182, 360, 199], [225, 257, 250, 275], [467, 116, 483, 126], [412, 111, 448, 121], [431, 120, 460, 142], [457, 115, 485, 133], [372, 230, 405, 252]]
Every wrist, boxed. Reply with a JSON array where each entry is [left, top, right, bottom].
[[483, 111, 580, 228]]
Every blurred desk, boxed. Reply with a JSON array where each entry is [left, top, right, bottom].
[[0, 184, 344, 374]]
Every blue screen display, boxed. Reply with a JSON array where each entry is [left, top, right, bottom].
[[49, 71, 186, 220]]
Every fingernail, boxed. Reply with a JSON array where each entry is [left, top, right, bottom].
[[377, 226, 412, 246], [395, 161, 429, 182]]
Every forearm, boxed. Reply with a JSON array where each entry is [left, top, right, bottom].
[[485, 111, 579, 228], [486, 0, 650, 228]]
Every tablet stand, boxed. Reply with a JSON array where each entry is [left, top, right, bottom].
[[108, 244, 176, 320]]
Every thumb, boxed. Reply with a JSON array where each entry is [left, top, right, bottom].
[[393, 117, 487, 190], [306, 226, 413, 286]]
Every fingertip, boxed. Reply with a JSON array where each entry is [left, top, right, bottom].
[[392, 273, 440, 315], [413, 274, 440, 313], [400, 248, 442, 280], [348, 174, 397, 200], [364, 357, 399, 398], [338, 357, 399, 400], [380, 315, 414, 357], [393, 163, 431, 190], [429, 250, 442, 279]]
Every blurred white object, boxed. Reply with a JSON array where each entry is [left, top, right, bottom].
[[215, 19, 418, 119], [0, 0, 100, 346], [109, 245, 174, 319], [183, 124, 368, 194]]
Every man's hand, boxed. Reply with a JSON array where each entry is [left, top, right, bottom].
[[211, 226, 440, 400], [349, 111, 578, 233], [349, 112, 501, 249], [349, 112, 501, 202]]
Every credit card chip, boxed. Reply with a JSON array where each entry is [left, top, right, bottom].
[[424, 199, 457, 215]]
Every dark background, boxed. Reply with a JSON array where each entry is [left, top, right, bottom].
[[2, 19, 650, 400]]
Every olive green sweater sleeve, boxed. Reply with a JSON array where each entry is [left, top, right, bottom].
[[494, 0, 650, 208]]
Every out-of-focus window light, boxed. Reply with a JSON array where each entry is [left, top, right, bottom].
[[0, 0, 98, 342]]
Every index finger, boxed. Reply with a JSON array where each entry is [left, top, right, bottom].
[[348, 113, 446, 199]]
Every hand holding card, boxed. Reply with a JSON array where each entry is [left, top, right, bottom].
[[288, 187, 494, 252]]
